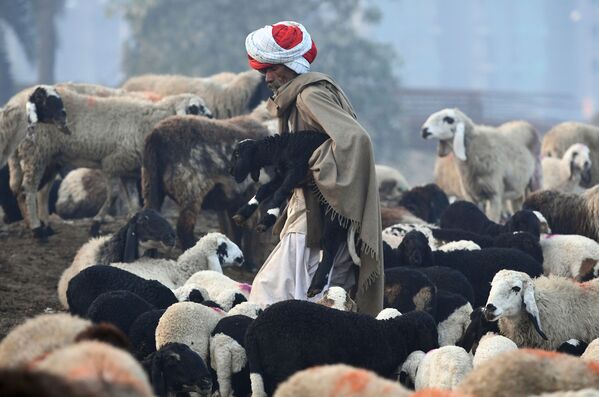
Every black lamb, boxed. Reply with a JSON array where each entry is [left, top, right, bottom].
[[230, 131, 350, 297], [383, 267, 437, 318], [67, 265, 177, 317], [244, 300, 438, 396], [440, 201, 541, 238], [397, 230, 543, 307], [398, 183, 449, 224], [128, 309, 166, 360], [86, 290, 155, 335], [456, 307, 500, 353], [143, 343, 213, 397]]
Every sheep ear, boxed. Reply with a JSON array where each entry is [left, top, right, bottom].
[[150, 353, 167, 396], [522, 281, 547, 340], [453, 122, 467, 161], [123, 219, 139, 262], [569, 160, 576, 180], [251, 168, 260, 182]]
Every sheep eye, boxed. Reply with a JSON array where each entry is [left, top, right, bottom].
[[443, 116, 455, 124], [512, 286, 521, 292]]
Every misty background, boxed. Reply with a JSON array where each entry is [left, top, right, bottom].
[[2, 0, 598, 184]]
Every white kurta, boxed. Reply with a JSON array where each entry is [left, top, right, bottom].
[[249, 188, 355, 305]]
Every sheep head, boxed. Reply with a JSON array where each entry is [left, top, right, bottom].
[[122, 209, 176, 261], [484, 270, 547, 340], [230, 139, 260, 183], [185, 96, 213, 118], [26, 85, 70, 134], [421, 108, 468, 161], [564, 143, 592, 186], [396, 230, 433, 267]]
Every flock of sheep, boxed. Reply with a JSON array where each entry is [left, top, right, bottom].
[[2, 67, 599, 397]]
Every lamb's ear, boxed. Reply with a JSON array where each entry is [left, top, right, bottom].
[[150, 353, 167, 396], [522, 280, 547, 340], [123, 217, 139, 262], [251, 168, 260, 182], [569, 160, 576, 180], [453, 122, 467, 161]]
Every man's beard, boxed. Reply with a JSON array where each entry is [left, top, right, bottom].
[[267, 81, 281, 92]]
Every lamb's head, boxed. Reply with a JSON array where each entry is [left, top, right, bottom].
[[26, 85, 70, 134], [149, 343, 212, 397], [121, 209, 177, 261], [208, 232, 244, 268], [316, 286, 357, 312], [396, 230, 433, 267], [421, 108, 469, 160], [505, 210, 542, 238], [484, 270, 547, 340], [230, 139, 260, 183], [399, 183, 449, 223], [186, 96, 213, 118], [564, 143, 592, 186], [532, 211, 551, 234]]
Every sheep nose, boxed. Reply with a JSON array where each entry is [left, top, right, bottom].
[[422, 127, 431, 139], [485, 303, 496, 313], [235, 256, 244, 265]]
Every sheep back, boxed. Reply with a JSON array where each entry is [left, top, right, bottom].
[[458, 349, 599, 397], [66, 265, 177, 317], [86, 290, 155, 335]]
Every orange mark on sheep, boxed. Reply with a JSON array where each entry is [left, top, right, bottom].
[[86, 96, 96, 108], [586, 360, 599, 374], [142, 91, 162, 102], [521, 348, 561, 359], [331, 369, 370, 396]]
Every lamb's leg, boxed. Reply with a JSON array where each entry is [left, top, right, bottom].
[[256, 168, 307, 232], [93, 172, 116, 222], [245, 330, 268, 397], [177, 205, 199, 250], [485, 195, 503, 223], [233, 175, 283, 225], [307, 218, 346, 297], [120, 177, 140, 216]]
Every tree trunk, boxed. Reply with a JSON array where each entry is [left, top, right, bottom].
[[35, 0, 59, 84]]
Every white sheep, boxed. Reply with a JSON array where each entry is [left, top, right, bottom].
[[542, 121, 599, 187], [472, 332, 518, 367], [413, 346, 472, 390], [273, 364, 412, 397], [178, 270, 252, 301], [542, 143, 592, 193], [110, 232, 244, 289], [437, 240, 481, 252], [315, 286, 357, 311], [422, 108, 541, 221], [15, 86, 210, 234], [226, 302, 264, 319], [121, 70, 268, 119], [155, 301, 225, 363], [484, 269, 599, 350], [581, 338, 599, 363], [382, 223, 437, 249], [540, 233, 599, 281], [0, 313, 91, 369], [35, 340, 154, 397], [376, 308, 402, 320]]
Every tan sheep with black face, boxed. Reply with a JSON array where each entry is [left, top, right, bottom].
[[423, 108, 541, 221]]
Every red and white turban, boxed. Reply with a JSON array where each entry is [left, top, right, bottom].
[[245, 21, 317, 74]]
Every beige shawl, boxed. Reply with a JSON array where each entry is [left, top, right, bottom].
[[266, 72, 383, 315]]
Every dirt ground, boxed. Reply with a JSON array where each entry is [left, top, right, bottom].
[[0, 211, 258, 339]]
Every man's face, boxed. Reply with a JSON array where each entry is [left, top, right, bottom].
[[261, 64, 297, 92]]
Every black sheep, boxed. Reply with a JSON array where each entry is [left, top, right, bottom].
[[86, 290, 155, 335], [383, 267, 437, 318], [67, 265, 177, 317], [456, 307, 500, 353], [398, 230, 543, 307], [244, 300, 438, 396], [128, 309, 166, 360], [230, 131, 350, 297], [143, 343, 212, 397], [417, 266, 475, 306], [440, 201, 541, 237], [398, 183, 449, 224]]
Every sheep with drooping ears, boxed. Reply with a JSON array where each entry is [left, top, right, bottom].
[[422, 108, 541, 221], [542, 143, 592, 193]]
